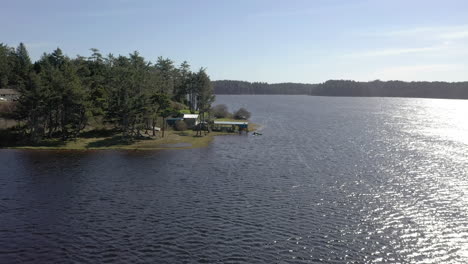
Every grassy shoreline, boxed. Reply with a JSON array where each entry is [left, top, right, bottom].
[[3, 123, 258, 151]]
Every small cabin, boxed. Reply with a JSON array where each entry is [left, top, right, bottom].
[[0, 89, 20, 101], [181, 114, 199, 128], [166, 114, 200, 129], [166, 117, 184, 126]]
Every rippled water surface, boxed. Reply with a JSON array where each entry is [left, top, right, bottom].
[[1, 95, 468, 263]]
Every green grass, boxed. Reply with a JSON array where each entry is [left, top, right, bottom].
[[1, 123, 258, 151], [214, 117, 248, 122], [85, 136, 134, 148], [178, 109, 199, 114], [2, 132, 211, 150]]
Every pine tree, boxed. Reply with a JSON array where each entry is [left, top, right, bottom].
[[0, 44, 14, 88], [9, 43, 32, 88], [15, 72, 47, 142], [7, 43, 215, 143], [194, 68, 215, 136], [173, 61, 191, 103], [150, 93, 171, 137], [154, 57, 175, 95]]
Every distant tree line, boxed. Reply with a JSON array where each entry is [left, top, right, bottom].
[[213, 79, 468, 99], [213, 80, 317, 95], [313, 80, 468, 99], [0, 43, 214, 143]]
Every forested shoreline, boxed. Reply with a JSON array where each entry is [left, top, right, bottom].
[[3, 41, 468, 147], [213, 79, 468, 99], [0, 43, 214, 144], [213, 80, 317, 95], [313, 80, 468, 99]]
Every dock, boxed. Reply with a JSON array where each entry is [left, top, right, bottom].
[[212, 121, 249, 133]]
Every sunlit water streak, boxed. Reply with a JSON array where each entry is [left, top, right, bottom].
[[1, 95, 468, 263]]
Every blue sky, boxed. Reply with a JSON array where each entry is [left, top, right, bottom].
[[2, 0, 468, 83]]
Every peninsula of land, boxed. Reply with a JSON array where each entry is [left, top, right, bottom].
[[1, 43, 258, 150]]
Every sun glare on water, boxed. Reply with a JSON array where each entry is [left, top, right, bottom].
[[413, 98, 468, 145]]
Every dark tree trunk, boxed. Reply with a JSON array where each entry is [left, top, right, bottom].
[[47, 112, 53, 138], [152, 117, 156, 136]]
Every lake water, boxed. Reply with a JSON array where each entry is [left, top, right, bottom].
[[1, 95, 468, 263]]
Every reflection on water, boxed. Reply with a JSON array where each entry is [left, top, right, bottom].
[[1, 95, 468, 263]]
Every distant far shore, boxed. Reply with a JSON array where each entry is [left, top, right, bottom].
[[0, 124, 258, 151], [213, 80, 468, 100]]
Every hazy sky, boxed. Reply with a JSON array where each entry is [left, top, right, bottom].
[[2, 0, 468, 83]]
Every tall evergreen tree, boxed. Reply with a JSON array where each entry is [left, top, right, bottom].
[[0, 44, 14, 88], [194, 68, 215, 136], [173, 61, 191, 103], [150, 93, 171, 137], [8, 43, 32, 88], [154, 57, 175, 95], [15, 72, 46, 142], [6, 43, 216, 142], [16, 43, 32, 72]]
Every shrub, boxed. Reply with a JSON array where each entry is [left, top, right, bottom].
[[233, 107, 251, 120], [211, 104, 230, 118], [171, 101, 188, 111], [174, 120, 188, 131]]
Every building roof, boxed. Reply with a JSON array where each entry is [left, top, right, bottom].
[[214, 121, 249, 125], [0, 89, 19, 95], [183, 114, 199, 119]]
